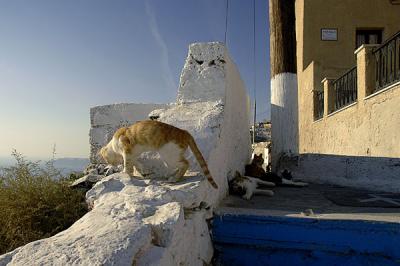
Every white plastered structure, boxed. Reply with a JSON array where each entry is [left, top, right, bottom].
[[270, 73, 299, 169], [0, 42, 251, 266], [89, 103, 168, 163]]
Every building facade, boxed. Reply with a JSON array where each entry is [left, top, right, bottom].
[[289, 0, 400, 191]]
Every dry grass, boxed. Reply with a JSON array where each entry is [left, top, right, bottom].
[[0, 151, 88, 254]]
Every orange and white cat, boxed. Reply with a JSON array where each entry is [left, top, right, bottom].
[[100, 120, 218, 189]]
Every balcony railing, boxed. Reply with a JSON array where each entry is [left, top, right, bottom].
[[314, 90, 324, 120], [333, 66, 357, 112], [374, 31, 400, 92]]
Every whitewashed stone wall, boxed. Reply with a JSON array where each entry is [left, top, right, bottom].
[[0, 42, 251, 266], [89, 103, 168, 163], [154, 42, 252, 204]]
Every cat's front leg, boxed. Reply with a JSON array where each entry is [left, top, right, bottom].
[[122, 153, 134, 176], [242, 189, 254, 200], [254, 189, 274, 197]]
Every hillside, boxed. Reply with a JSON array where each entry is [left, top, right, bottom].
[[52, 158, 90, 174]]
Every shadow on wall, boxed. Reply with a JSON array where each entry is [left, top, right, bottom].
[[280, 153, 400, 193], [270, 90, 299, 171], [270, 103, 299, 154]]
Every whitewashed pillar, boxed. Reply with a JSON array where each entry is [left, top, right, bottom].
[[269, 0, 298, 170]]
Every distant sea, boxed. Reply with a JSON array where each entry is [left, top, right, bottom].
[[0, 157, 90, 176], [0, 156, 15, 168]]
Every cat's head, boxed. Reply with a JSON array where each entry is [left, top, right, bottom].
[[281, 169, 292, 180], [99, 144, 123, 166], [252, 154, 264, 166]]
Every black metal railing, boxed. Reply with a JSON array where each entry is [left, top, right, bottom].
[[374, 31, 400, 92], [333, 66, 357, 112], [314, 90, 324, 120]]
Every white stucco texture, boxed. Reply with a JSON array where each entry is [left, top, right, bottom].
[[271, 73, 299, 168]]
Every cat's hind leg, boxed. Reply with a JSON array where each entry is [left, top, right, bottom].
[[167, 151, 189, 183], [256, 179, 276, 187], [173, 155, 189, 181], [158, 143, 184, 182], [281, 178, 308, 187]]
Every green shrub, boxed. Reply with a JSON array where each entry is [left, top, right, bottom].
[[0, 151, 88, 254], [68, 172, 85, 182]]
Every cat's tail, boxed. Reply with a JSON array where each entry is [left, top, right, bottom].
[[187, 134, 218, 189]]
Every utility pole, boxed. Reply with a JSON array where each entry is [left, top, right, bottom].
[[269, 0, 298, 171], [253, 100, 256, 144]]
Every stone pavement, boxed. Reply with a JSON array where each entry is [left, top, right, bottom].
[[218, 183, 400, 223]]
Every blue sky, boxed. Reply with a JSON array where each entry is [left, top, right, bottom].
[[0, 0, 270, 159]]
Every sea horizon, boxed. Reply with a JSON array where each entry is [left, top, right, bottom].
[[0, 156, 90, 174]]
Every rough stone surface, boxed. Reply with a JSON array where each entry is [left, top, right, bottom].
[[70, 174, 103, 190], [0, 42, 250, 266], [0, 174, 212, 266], [177, 42, 227, 103]]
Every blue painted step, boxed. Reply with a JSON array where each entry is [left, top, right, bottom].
[[212, 214, 400, 266]]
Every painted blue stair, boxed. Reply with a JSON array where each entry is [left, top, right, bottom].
[[212, 214, 400, 266]]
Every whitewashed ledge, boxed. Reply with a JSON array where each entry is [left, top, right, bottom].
[[0, 42, 251, 266], [0, 174, 213, 265]]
